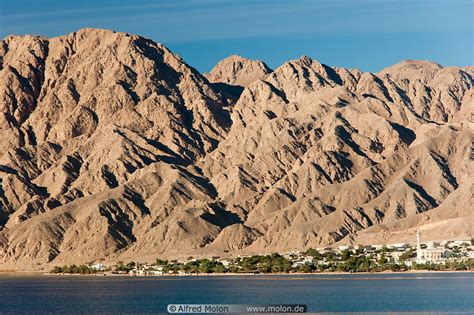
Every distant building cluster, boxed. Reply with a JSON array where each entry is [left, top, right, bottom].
[[53, 231, 473, 275], [120, 231, 473, 275]]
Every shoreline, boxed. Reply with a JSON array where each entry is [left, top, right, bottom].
[[1, 269, 473, 277]]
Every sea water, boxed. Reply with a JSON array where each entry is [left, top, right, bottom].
[[0, 272, 473, 313]]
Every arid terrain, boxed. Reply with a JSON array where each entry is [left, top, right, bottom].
[[0, 28, 472, 270]]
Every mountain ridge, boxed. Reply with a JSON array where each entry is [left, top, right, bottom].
[[0, 28, 472, 270]]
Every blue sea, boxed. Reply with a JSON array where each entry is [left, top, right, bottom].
[[0, 272, 473, 314]]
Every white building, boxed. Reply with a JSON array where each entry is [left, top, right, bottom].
[[338, 246, 353, 251], [390, 252, 405, 263], [388, 243, 409, 251], [219, 259, 232, 267], [129, 269, 146, 276], [445, 240, 471, 249], [416, 230, 445, 263], [292, 256, 314, 268], [91, 262, 105, 271], [150, 270, 163, 275]]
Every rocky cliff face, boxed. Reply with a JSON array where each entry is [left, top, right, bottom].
[[0, 29, 472, 270]]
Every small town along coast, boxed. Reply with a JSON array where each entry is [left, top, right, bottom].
[[50, 232, 474, 276]]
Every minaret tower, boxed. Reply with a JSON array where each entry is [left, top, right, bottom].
[[416, 230, 423, 263]]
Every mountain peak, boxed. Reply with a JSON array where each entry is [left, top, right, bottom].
[[397, 59, 442, 68], [297, 55, 314, 66], [378, 59, 443, 76], [206, 55, 272, 87]]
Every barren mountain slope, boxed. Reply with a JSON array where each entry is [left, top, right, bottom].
[[0, 29, 472, 270], [201, 56, 473, 253]]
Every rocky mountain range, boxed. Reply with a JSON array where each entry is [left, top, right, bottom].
[[0, 29, 472, 270]]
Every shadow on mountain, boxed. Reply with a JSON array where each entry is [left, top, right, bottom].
[[335, 125, 371, 160], [0, 165, 18, 175], [322, 64, 343, 85], [145, 138, 192, 166], [389, 122, 416, 145], [124, 187, 151, 216], [200, 202, 243, 228], [264, 81, 289, 103], [404, 179, 438, 207], [211, 82, 244, 103], [98, 199, 137, 248]]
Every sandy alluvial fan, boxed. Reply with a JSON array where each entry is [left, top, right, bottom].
[[0, 29, 472, 269]]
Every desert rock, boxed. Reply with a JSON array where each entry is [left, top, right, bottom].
[[0, 29, 472, 270]]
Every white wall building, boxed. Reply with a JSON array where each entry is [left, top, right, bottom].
[[416, 230, 445, 263], [91, 262, 105, 271]]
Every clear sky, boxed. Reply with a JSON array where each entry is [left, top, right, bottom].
[[0, 0, 472, 73]]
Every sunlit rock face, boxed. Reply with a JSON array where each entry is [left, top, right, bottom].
[[0, 29, 472, 269]]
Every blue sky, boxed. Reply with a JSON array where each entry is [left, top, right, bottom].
[[0, 0, 472, 72]]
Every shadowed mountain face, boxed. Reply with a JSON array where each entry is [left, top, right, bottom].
[[0, 29, 472, 269]]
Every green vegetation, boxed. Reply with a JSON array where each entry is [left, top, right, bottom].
[[297, 252, 409, 273], [341, 249, 351, 261], [50, 264, 98, 274], [305, 248, 322, 260], [182, 259, 227, 274], [236, 253, 293, 273], [50, 245, 474, 274], [115, 261, 135, 272], [399, 249, 415, 261], [412, 260, 474, 271]]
